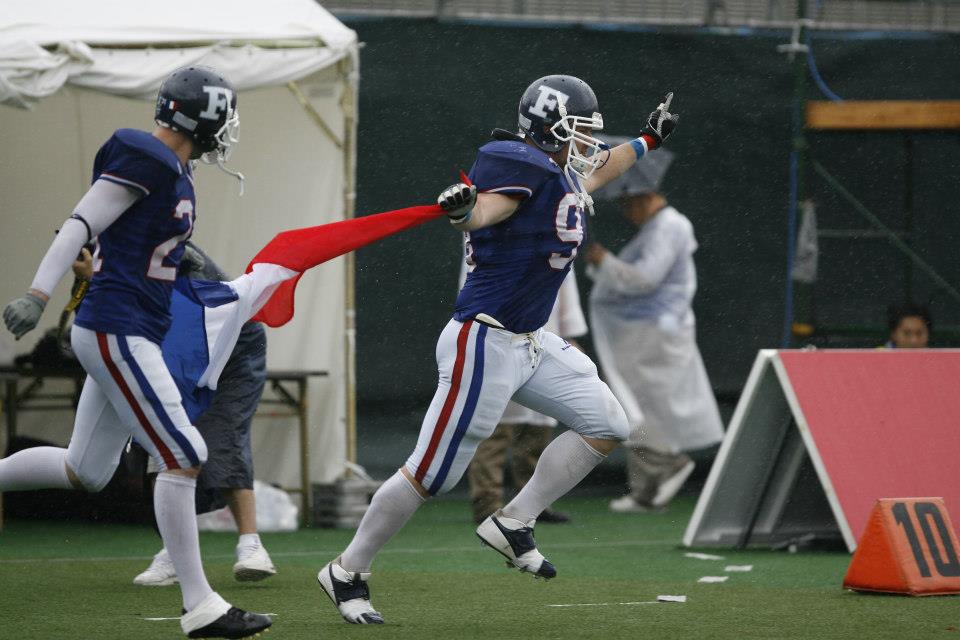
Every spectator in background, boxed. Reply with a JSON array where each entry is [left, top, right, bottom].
[[585, 140, 723, 513], [885, 302, 932, 349], [465, 269, 587, 525], [71, 244, 277, 586]]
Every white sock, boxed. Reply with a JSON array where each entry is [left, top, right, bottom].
[[0, 446, 72, 491], [154, 473, 214, 611], [501, 430, 605, 524], [340, 470, 425, 572], [238, 533, 261, 549]]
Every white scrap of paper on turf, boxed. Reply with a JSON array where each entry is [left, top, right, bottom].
[[685, 552, 724, 561], [143, 614, 278, 621], [698, 576, 729, 583], [657, 595, 688, 603], [725, 565, 754, 572], [547, 601, 660, 608]]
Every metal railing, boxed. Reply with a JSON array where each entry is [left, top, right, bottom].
[[324, 0, 960, 32]]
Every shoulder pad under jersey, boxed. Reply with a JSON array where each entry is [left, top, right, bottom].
[[112, 128, 184, 176], [476, 140, 562, 175]]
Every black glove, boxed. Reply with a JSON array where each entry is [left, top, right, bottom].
[[437, 183, 477, 223], [179, 243, 206, 277], [641, 92, 679, 149]]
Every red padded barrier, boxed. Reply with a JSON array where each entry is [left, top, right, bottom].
[[778, 350, 960, 544]]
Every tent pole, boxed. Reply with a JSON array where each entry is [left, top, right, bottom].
[[340, 55, 359, 476]]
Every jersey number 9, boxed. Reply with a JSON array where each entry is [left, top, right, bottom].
[[549, 193, 583, 270]]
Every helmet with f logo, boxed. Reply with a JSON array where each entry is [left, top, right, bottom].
[[155, 66, 239, 161]]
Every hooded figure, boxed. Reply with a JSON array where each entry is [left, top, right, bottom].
[[586, 138, 723, 512]]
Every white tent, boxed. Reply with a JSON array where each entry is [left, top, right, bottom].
[[0, 0, 359, 515]]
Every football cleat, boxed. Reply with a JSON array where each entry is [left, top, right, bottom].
[[476, 512, 556, 579], [133, 548, 179, 586], [233, 542, 277, 582], [181, 592, 272, 639], [317, 560, 384, 624]]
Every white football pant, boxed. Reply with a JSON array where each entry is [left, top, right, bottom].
[[405, 318, 629, 495], [66, 326, 207, 491]]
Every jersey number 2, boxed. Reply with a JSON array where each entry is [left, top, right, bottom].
[[148, 200, 195, 281], [549, 193, 583, 270]]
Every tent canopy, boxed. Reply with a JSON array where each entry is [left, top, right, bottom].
[[0, 0, 357, 107]]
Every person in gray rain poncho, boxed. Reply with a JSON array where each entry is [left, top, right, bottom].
[[584, 138, 723, 512]]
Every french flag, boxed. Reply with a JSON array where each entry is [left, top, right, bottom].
[[191, 201, 450, 389]]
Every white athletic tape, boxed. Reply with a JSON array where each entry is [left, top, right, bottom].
[[657, 595, 688, 603]]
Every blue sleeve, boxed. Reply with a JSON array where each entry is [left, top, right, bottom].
[[93, 133, 179, 196], [468, 142, 553, 198]]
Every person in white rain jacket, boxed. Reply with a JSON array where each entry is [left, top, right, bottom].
[[585, 190, 723, 512]]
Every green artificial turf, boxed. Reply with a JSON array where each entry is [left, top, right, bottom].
[[1, 495, 958, 639]]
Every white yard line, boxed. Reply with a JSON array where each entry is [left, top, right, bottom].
[[0, 537, 678, 565], [547, 601, 660, 608], [143, 614, 277, 622]]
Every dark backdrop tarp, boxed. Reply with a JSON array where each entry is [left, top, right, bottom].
[[348, 20, 960, 438]]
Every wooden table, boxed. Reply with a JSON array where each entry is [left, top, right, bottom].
[[256, 369, 329, 527], [1, 365, 86, 445], [0, 366, 328, 530]]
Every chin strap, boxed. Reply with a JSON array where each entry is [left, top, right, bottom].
[[582, 191, 595, 216], [563, 164, 595, 216], [215, 155, 246, 196]]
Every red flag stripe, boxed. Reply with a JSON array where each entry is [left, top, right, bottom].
[[247, 204, 446, 327], [415, 321, 473, 484]]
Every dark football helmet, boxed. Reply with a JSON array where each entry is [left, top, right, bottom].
[[517, 75, 604, 184], [155, 65, 240, 162]]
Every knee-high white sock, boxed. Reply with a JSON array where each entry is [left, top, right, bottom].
[[340, 471, 425, 572], [501, 430, 605, 524], [0, 447, 72, 491], [154, 473, 214, 611]]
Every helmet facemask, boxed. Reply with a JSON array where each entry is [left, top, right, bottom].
[[550, 103, 604, 180], [551, 103, 604, 214], [200, 106, 245, 195]]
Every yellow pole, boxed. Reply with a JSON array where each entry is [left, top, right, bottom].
[[339, 55, 359, 474]]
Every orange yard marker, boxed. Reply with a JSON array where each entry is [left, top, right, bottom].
[[844, 498, 960, 595]]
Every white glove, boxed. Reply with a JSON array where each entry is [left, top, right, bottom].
[[437, 183, 477, 224], [3, 293, 47, 340]]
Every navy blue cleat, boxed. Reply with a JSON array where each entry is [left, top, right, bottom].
[[476, 511, 557, 579], [318, 560, 385, 624], [180, 593, 272, 639]]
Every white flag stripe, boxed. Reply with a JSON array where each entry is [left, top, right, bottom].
[[198, 262, 298, 390]]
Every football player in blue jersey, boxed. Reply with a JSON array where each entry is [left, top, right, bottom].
[[317, 75, 679, 624], [0, 66, 271, 639]]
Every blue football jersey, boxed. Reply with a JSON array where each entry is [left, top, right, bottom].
[[74, 129, 196, 344], [454, 140, 586, 333]]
